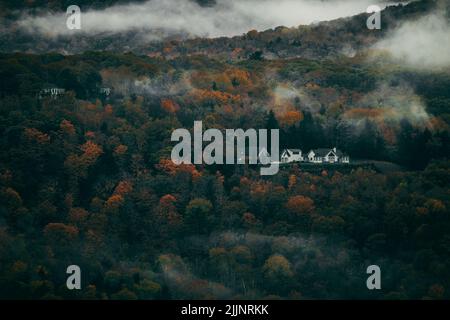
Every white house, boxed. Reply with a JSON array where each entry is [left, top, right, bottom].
[[281, 149, 303, 163], [39, 87, 65, 99], [307, 147, 349, 164]]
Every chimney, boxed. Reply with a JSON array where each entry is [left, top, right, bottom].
[[333, 147, 337, 153]]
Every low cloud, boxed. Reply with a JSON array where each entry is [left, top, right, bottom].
[[340, 81, 432, 142], [17, 0, 394, 39], [373, 12, 450, 70], [100, 69, 193, 97]]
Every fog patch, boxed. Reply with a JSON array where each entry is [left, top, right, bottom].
[[17, 0, 395, 39], [373, 12, 450, 70]]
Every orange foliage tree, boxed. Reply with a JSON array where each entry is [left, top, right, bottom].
[[161, 98, 180, 114], [286, 195, 315, 215]]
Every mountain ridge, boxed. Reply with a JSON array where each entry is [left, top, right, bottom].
[[0, 0, 440, 58]]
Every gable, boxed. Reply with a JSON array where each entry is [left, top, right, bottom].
[[326, 150, 337, 157]]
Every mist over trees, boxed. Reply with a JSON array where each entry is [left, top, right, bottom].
[[0, 48, 449, 299]]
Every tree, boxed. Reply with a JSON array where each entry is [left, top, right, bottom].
[[397, 119, 432, 169], [279, 110, 303, 127], [185, 198, 213, 234], [43, 223, 79, 251], [111, 288, 138, 300], [262, 254, 295, 294], [286, 195, 315, 215], [249, 51, 264, 61], [265, 110, 279, 151], [350, 119, 385, 159], [157, 194, 183, 235], [161, 98, 180, 114], [265, 110, 279, 130]]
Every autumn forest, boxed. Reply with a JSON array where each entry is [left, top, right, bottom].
[[0, 0, 449, 300]]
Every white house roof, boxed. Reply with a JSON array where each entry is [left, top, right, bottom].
[[310, 148, 332, 157], [283, 149, 301, 155], [310, 148, 348, 157]]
